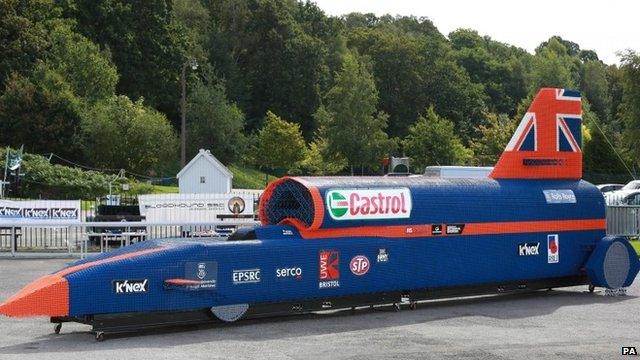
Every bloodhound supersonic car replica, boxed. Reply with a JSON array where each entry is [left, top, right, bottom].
[[1, 88, 638, 340]]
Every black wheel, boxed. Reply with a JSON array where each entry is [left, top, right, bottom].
[[95, 332, 105, 342], [588, 284, 595, 293], [409, 301, 417, 310], [53, 323, 61, 334]]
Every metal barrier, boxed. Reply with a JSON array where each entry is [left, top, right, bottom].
[[0, 221, 259, 257], [606, 205, 640, 238]]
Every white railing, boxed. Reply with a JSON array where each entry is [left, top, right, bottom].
[[0, 220, 259, 257], [606, 205, 640, 238]]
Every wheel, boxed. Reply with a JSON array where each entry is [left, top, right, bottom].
[[53, 323, 61, 334], [393, 303, 401, 312], [409, 301, 417, 310], [588, 284, 595, 293], [95, 332, 105, 342]]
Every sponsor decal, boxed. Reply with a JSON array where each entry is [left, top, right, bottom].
[[228, 196, 246, 214], [276, 267, 303, 280], [547, 234, 559, 263], [543, 189, 576, 204], [326, 188, 412, 220], [445, 224, 465, 235], [431, 224, 442, 235], [377, 248, 389, 263], [0, 206, 21, 217], [523, 158, 566, 166], [0, 206, 78, 220], [622, 347, 638, 356], [144, 202, 225, 210], [232, 268, 261, 284], [319, 250, 340, 288], [113, 279, 148, 294], [350, 255, 370, 276], [184, 261, 217, 289], [518, 242, 540, 256], [282, 229, 293, 236]]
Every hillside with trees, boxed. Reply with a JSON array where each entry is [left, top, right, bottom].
[[1, 0, 639, 192]]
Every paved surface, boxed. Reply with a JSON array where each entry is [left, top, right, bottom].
[[0, 259, 637, 360]]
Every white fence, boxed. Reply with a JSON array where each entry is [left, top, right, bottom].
[[0, 220, 259, 257], [606, 206, 640, 238]]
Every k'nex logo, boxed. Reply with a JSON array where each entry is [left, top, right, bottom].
[[326, 188, 412, 220], [518, 242, 540, 256], [113, 279, 148, 294]]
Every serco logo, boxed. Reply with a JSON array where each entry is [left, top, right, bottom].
[[276, 267, 302, 279], [350, 255, 370, 276], [326, 188, 412, 220]]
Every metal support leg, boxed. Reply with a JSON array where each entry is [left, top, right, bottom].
[[10, 226, 15, 256]]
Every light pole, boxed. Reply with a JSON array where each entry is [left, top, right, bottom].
[[180, 59, 199, 168]]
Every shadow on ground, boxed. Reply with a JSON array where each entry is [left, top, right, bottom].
[[0, 287, 634, 354]]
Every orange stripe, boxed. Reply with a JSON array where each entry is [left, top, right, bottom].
[[165, 279, 203, 286], [297, 219, 606, 239], [0, 247, 166, 318], [258, 176, 324, 230], [54, 247, 166, 277], [292, 177, 324, 230]]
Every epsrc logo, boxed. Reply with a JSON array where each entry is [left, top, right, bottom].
[[113, 279, 148, 294], [232, 269, 261, 284]]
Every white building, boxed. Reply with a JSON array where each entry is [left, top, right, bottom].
[[177, 149, 233, 193]]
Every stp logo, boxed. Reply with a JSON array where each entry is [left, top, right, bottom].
[[350, 255, 370, 276]]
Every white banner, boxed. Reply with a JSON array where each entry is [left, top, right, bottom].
[[138, 192, 260, 224], [0, 199, 81, 223]]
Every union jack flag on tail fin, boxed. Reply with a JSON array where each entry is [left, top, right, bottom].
[[490, 88, 582, 180]]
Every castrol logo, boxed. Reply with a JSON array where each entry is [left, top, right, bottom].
[[326, 188, 412, 220]]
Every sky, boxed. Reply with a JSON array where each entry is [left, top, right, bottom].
[[312, 0, 639, 65]]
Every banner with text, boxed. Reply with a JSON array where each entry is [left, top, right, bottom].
[[0, 199, 81, 223]]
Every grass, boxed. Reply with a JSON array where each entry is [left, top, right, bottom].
[[229, 164, 277, 190], [139, 165, 275, 193], [151, 185, 179, 193], [631, 240, 640, 257]]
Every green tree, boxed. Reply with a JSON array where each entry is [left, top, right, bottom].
[[581, 60, 611, 122], [530, 38, 575, 91], [402, 107, 472, 171], [0, 64, 84, 158], [469, 113, 517, 166], [47, 24, 118, 102], [317, 52, 395, 174], [449, 29, 530, 115], [294, 138, 347, 175], [252, 111, 306, 173], [620, 51, 640, 169], [71, 0, 189, 123], [206, 0, 335, 136], [0, 0, 60, 87], [79, 95, 178, 174], [186, 81, 246, 164]]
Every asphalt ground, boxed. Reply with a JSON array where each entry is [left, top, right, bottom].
[[0, 258, 637, 360]]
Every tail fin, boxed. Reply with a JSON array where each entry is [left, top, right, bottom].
[[490, 88, 582, 180]]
